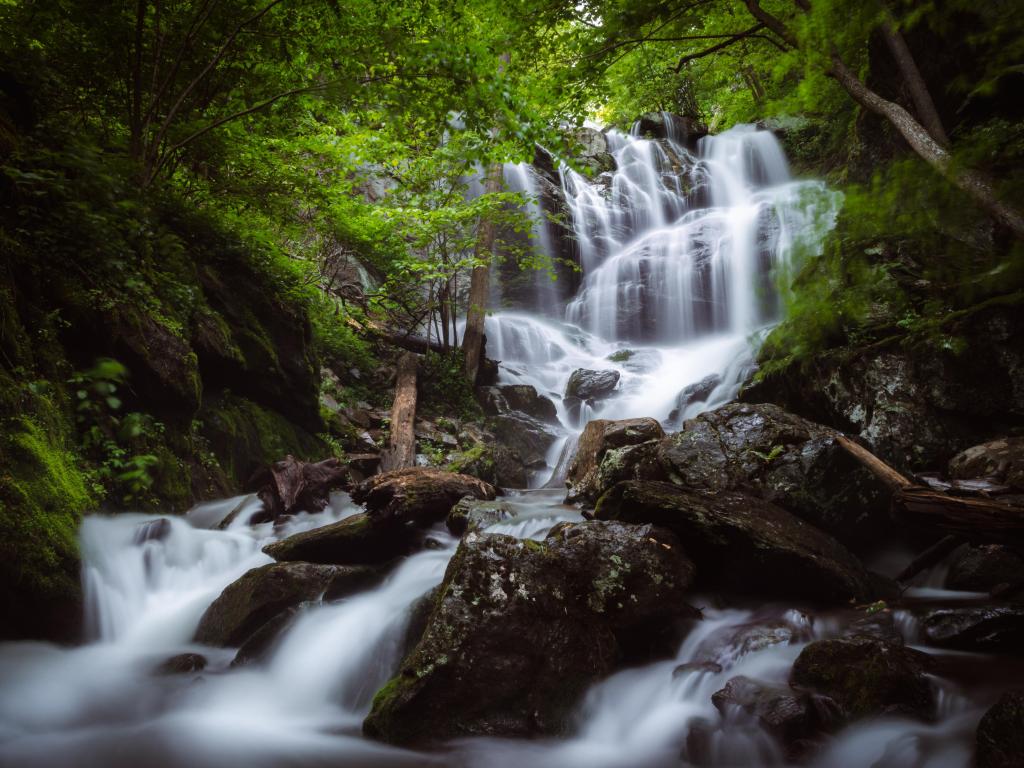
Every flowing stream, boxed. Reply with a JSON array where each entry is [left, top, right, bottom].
[[0, 121, 1010, 767]]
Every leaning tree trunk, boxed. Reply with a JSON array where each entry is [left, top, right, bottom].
[[462, 162, 503, 386], [880, 22, 949, 147], [380, 352, 418, 472], [828, 54, 1024, 241]]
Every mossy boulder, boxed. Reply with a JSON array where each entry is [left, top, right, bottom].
[[790, 635, 935, 722], [263, 512, 418, 565], [445, 497, 515, 536], [363, 520, 694, 745], [566, 417, 665, 504], [657, 403, 891, 551], [594, 480, 875, 604], [194, 561, 380, 647], [352, 468, 496, 526], [977, 691, 1024, 768]]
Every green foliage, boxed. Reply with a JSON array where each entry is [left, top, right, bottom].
[[418, 350, 483, 420]]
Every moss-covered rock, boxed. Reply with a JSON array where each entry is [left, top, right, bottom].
[[977, 691, 1024, 768], [594, 480, 875, 604], [566, 417, 665, 504], [352, 468, 496, 526], [363, 520, 694, 746], [263, 512, 419, 565], [445, 497, 515, 535]]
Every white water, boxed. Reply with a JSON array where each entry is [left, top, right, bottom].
[[488, 122, 839, 473]]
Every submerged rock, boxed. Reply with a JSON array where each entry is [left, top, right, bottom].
[[155, 652, 207, 675], [977, 691, 1024, 768], [920, 606, 1024, 654], [195, 562, 380, 647], [657, 402, 891, 550], [790, 635, 935, 721], [264, 512, 422, 565], [445, 497, 515, 536], [565, 417, 665, 504], [363, 520, 694, 746], [352, 468, 496, 526], [594, 481, 875, 604]]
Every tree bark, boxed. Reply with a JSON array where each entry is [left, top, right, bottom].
[[880, 22, 949, 147], [380, 352, 418, 472], [828, 54, 1024, 240], [462, 161, 503, 386]]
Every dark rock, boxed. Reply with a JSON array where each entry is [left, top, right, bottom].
[[363, 520, 694, 746], [565, 368, 620, 401], [668, 374, 722, 421], [790, 635, 935, 721], [491, 413, 559, 470], [673, 661, 723, 678], [633, 112, 708, 148], [352, 468, 496, 526], [231, 605, 303, 667], [946, 544, 1024, 593], [446, 497, 515, 536], [133, 518, 172, 544], [246, 455, 350, 523], [977, 691, 1024, 768], [592, 441, 664, 501], [480, 384, 559, 424], [566, 417, 665, 504], [657, 402, 891, 551], [594, 481, 875, 604], [263, 512, 417, 565], [920, 606, 1024, 654], [194, 562, 380, 647], [949, 437, 1024, 490], [155, 652, 207, 675], [694, 613, 812, 665]]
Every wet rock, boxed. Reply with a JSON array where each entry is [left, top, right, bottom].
[[790, 635, 935, 721], [446, 497, 516, 536], [246, 455, 350, 523], [977, 690, 1024, 768], [657, 402, 891, 550], [695, 613, 812, 665], [592, 441, 664, 501], [606, 348, 662, 373], [263, 512, 418, 565], [946, 544, 1024, 593], [572, 127, 615, 175], [363, 520, 694, 745], [594, 481, 875, 604], [491, 413, 559, 470], [949, 437, 1024, 490], [673, 661, 723, 678], [566, 417, 665, 504], [920, 606, 1024, 654], [133, 518, 172, 544], [352, 468, 496, 526], [155, 652, 207, 675], [480, 384, 559, 424], [231, 604, 304, 667], [565, 368, 620, 401], [195, 562, 380, 647], [668, 374, 722, 421], [633, 112, 707, 148]]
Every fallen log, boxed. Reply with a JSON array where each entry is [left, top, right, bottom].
[[836, 436, 1024, 544], [380, 351, 418, 472], [247, 456, 350, 523]]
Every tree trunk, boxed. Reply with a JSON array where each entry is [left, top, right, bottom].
[[828, 54, 1024, 241], [380, 352, 418, 472], [880, 22, 949, 147], [462, 161, 503, 386]]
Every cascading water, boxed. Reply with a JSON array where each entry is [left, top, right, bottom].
[[0, 121, 1006, 768]]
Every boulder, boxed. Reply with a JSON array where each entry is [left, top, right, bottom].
[[668, 374, 722, 422], [949, 437, 1024, 490], [946, 544, 1024, 593], [633, 112, 708, 148], [566, 368, 621, 401], [446, 497, 516, 536], [694, 613, 812, 665], [657, 403, 891, 550], [594, 481, 875, 604], [920, 606, 1024, 654], [490, 413, 559, 470], [977, 691, 1024, 768], [194, 562, 380, 647], [363, 520, 694, 745], [155, 652, 207, 675], [263, 512, 418, 565], [352, 468, 496, 526], [479, 384, 559, 424], [566, 417, 665, 504], [790, 635, 935, 721]]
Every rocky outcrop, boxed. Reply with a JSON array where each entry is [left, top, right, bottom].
[[352, 468, 497, 526], [194, 562, 380, 647], [744, 304, 1024, 472], [633, 112, 708, 149], [363, 521, 694, 745], [594, 481, 875, 604], [977, 691, 1024, 768], [658, 403, 891, 550], [790, 635, 935, 721], [920, 606, 1024, 654], [565, 417, 664, 504], [479, 384, 558, 424]]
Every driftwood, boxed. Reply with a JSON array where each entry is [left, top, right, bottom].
[[380, 352, 418, 472], [895, 535, 962, 583], [248, 455, 350, 523], [836, 436, 1024, 545]]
